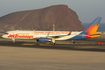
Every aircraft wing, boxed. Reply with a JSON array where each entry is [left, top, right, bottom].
[[34, 31, 72, 39], [46, 31, 72, 39], [47, 35, 69, 39]]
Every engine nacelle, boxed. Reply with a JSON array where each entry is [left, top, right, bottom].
[[39, 38, 49, 43]]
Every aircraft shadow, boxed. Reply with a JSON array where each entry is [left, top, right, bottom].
[[0, 41, 105, 52]]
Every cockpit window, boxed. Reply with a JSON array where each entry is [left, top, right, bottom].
[[4, 33, 9, 35]]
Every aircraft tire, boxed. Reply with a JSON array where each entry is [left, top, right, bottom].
[[50, 42, 56, 45]]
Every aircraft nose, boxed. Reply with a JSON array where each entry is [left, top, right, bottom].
[[2, 35, 4, 38], [2, 35, 6, 38]]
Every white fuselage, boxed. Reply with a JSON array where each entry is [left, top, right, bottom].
[[2, 30, 82, 40]]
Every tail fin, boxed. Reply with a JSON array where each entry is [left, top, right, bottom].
[[81, 17, 102, 35]]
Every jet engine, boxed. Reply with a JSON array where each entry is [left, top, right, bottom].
[[39, 38, 49, 43]]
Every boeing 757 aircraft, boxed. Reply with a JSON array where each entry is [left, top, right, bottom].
[[2, 17, 102, 45]]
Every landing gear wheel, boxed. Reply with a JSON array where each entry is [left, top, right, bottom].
[[53, 43, 56, 45], [73, 42, 75, 44], [50, 42, 56, 45], [36, 39, 39, 45]]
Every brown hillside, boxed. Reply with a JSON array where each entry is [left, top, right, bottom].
[[0, 5, 85, 31]]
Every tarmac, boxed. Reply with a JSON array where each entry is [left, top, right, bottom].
[[0, 38, 105, 70]]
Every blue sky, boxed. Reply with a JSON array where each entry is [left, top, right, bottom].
[[0, 0, 105, 23]]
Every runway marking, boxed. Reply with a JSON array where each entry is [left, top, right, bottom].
[[74, 46, 97, 49], [101, 43, 105, 45], [21, 43, 52, 46], [22, 43, 35, 45], [39, 44, 52, 46]]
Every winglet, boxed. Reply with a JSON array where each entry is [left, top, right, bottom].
[[68, 30, 72, 35]]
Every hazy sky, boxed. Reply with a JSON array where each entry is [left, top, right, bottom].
[[0, 0, 105, 23]]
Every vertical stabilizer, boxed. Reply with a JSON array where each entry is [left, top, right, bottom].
[[81, 17, 102, 35]]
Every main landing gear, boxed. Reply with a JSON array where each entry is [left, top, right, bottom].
[[50, 42, 56, 45], [50, 39, 56, 45], [72, 40, 76, 44], [12, 38, 15, 43]]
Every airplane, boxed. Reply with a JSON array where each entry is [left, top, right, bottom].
[[2, 17, 102, 45]]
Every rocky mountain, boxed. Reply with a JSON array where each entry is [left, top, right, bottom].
[[0, 5, 85, 32]]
